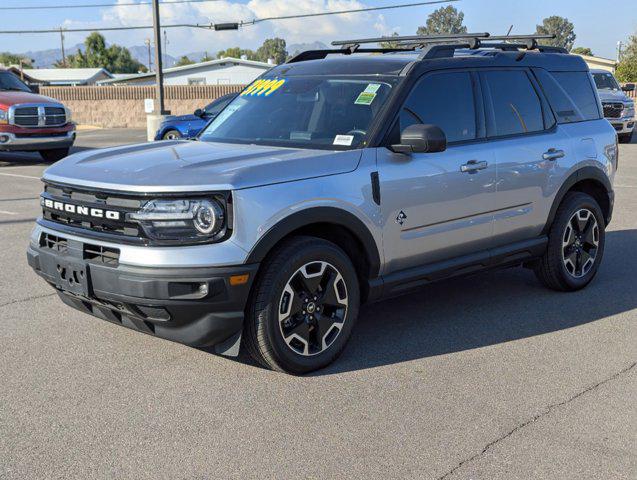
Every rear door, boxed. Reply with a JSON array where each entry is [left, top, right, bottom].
[[479, 69, 572, 246], [377, 70, 497, 274]]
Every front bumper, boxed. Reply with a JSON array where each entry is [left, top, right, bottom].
[[0, 130, 76, 151], [609, 116, 635, 135], [27, 235, 258, 352]]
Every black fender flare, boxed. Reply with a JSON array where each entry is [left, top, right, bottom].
[[245, 206, 381, 277], [542, 166, 613, 234]]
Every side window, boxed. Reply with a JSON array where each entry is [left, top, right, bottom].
[[481, 70, 545, 137], [533, 68, 585, 124], [550, 72, 600, 121], [400, 71, 476, 143]]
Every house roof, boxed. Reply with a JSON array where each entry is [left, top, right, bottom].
[[97, 57, 272, 84], [22, 68, 113, 84], [574, 54, 617, 67]]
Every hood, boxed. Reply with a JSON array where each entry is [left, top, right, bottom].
[[43, 140, 362, 193], [0, 91, 63, 109], [597, 89, 630, 103], [163, 114, 202, 124]]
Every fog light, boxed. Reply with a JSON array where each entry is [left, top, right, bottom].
[[0, 135, 9, 144]]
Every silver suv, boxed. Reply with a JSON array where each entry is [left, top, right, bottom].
[[27, 33, 617, 374]]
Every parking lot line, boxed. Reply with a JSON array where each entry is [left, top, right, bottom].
[[0, 210, 18, 215], [0, 172, 41, 180]]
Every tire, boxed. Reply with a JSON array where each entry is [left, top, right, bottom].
[[534, 192, 605, 291], [244, 236, 360, 374], [618, 131, 633, 143], [39, 148, 70, 162], [162, 129, 182, 140]]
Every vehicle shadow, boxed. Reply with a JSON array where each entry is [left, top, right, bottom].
[[299, 228, 636, 376], [0, 146, 93, 167]]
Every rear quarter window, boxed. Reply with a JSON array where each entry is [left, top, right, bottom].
[[549, 71, 601, 121]]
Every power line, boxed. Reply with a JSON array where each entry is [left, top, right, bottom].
[[0, 0, 458, 34], [0, 0, 221, 10]]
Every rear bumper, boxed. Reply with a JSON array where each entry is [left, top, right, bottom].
[[27, 239, 258, 351], [0, 130, 76, 151]]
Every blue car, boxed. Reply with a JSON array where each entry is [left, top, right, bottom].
[[154, 93, 237, 140]]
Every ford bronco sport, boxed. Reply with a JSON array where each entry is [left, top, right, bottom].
[[0, 69, 75, 162], [27, 33, 617, 374]]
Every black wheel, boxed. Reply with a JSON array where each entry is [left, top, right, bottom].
[[244, 236, 360, 374], [39, 148, 70, 162], [618, 131, 633, 143], [162, 129, 182, 140], [534, 192, 605, 291]]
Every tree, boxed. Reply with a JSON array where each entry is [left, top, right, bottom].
[[535, 16, 576, 51], [379, 33, 401, 49], [256, 38, 287, 64], [217, 47, 257, 60], [616, 34, 637, 82], [417, 6, 467, 35], [56, 32, 146, 73], [175, 55, 195, 67], [571, 47, 594, 56], [200, 51, 214, 62], [0, 52, 32, 67]]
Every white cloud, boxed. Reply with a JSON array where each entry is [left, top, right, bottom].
[[61, 0, 393, 56]]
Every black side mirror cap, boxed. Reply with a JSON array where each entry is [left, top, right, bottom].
[[391, 124, 447, 154], [621, 83, 635, 92], [194, 108, 205, 117], [29, 84, 40, 94]]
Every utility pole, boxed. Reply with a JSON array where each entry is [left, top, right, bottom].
[[145, 38, 152, 72], [60, 28, 66, 67], [151, 0, 167, 114]]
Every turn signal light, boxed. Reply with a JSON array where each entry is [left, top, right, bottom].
[[229, 274, 249, 286]]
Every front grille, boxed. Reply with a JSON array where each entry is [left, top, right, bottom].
[[602, 102, 624, 119], [42, 183, 144, 239], [11, 104, 67, 127]]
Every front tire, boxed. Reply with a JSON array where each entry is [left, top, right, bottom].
[[244, 236, 360, 374], [534, 192, 605, 291], [618, 131, 633, 143], [39, 148, 70, 162], [162, 129, 182, 140]]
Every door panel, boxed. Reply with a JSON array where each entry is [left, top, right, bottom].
[[378, 144, 496, 274]]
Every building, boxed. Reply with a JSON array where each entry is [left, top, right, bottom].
[[574, 54, 617, 73], [20, 68, 113, 86], [97, 57, 272, 86]]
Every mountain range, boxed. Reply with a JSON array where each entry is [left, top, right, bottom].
[[18, 41, 329, 69]]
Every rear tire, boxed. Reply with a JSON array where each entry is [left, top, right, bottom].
[[618, 131, 633, 143], [534, 192, 605, 291], [39, 148, 70, 162], [244, 236, 360, 374]]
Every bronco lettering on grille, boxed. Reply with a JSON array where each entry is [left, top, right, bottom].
[[41, 197, 121, 221]]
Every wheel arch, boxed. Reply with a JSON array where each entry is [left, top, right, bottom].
[[245, 207, 381, 299], [543, 166, 613, 234]]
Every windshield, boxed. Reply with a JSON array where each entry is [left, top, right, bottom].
[[200, 76, 397, 149], [0, 71, 30, 92], [593, 72, 620, 90]]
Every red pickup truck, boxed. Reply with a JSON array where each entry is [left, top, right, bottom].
[[0, 68, 75, 162]]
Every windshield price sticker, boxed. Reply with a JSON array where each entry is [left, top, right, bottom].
[[355, 92, 376, 106], [241, 78, 286, 97], [333, 135, 354, 146], [364, 83, 381, 94]]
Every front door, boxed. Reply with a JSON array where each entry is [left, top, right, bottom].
[[377, 70, 496, 275]]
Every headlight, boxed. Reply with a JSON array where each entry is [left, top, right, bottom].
[[64, 106, 72, 123], [129, 198, 227, 242], [0, 109, 7, 124]]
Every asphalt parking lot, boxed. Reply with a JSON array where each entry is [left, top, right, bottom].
[[0, 129, 635, 479]]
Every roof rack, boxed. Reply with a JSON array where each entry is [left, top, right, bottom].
[[285, 33, 565, 64]]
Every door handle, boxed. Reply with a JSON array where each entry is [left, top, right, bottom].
[[542, 148, 565, 161], [460, 160, 488, 173]]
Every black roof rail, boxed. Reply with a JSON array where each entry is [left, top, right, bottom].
[[285, 33, 564, 64]]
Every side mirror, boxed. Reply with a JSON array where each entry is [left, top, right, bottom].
[[194, 108, 205, 117], [29, 84, 40, 94], [391, 124, 447, 154], [621, 83, 635, 92]]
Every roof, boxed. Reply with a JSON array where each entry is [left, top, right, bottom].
[[22, 68, 113, 84], [99, 57, 272, 84]]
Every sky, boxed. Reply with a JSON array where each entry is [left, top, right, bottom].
[[1, 0, 635, 60]]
